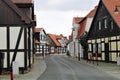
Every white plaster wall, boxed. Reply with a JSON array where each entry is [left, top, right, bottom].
[[85, 18, 93, 32], [10, 27, 25, 67], [0, 27, 6, 49], [74, 40, 78, 57], [10, 27, 24, 49], [69, 41, 74, 57], [10, 52, 24, 67], [3, 52, 7, 68], [80, 45, 83, 58]]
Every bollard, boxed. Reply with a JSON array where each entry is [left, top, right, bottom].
[[10, 68, 14, 80]]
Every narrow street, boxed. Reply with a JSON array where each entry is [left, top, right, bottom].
[[37, 54, 119, 80]]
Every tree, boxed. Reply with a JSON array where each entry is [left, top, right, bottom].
[[78, 31, 88, 59], [78, 31, 88, 49]]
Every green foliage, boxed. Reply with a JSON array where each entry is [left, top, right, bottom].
[[78, 31, 88, 49]]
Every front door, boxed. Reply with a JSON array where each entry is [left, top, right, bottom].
[[105, 43, 109, 62]]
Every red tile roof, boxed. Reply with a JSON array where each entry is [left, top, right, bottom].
[[77, 7, 97, 37], [11, 0, 33, 4], [73, 17, 84, 24], [78, 19, 87, 37], [48, 34, 61, 46], [48, 34, 66, 46], [34, 28, 42, 32], [103, 0, 120, 27]]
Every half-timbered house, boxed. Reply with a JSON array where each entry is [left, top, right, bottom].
[[47, 34, 67, 54], [0, 0, 35, 74], [87, 0, 120, 63], [34, 28, 50, 56]]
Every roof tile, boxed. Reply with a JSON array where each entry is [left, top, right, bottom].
[[34, 28, 42, 32], [103, 0, 120, 27], [77, 7, 97, 37], [11, 0, 33, 4]]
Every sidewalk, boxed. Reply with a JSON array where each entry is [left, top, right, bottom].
[[68, 56, 120, 79], [0, 57, 46, 80]]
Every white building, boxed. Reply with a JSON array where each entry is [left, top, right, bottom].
[[34, 28, 49, 56], [68, 7, 97, 59]]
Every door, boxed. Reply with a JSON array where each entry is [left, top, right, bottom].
[[105, 43, 109, 62]]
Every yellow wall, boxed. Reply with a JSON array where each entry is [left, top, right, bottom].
[[102, 53, 105, 60], [118, 41, 120, 50], [101, 43, 104, 51], [97, 39, 101, 43], [111, 42, 116, 50], [105, 37, 109, 43], [88, 40, 91, 43], [111, 36, 116, 40], [92, 40, 95, 43], [111, 53, 117, 61], [117, 36, 120, 40], [88, 44, 92, 51]]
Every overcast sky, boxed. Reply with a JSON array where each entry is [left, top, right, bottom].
[[34, 0, 99, 37]]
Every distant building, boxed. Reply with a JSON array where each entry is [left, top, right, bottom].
[[68, 17, 83, 57], [47, 34, 67, 54], [34, 28, 49, 56]]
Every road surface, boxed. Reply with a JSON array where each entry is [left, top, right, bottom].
[[37, 54, 119, 80]]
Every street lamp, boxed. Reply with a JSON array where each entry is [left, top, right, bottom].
[[114, 5, 120, 14], [78, 38, 80, 61]]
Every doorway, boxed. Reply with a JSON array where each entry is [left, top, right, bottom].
[[105, 43, 109, 62]]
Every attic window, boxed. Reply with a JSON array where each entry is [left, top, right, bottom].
[[104, 19, 107, 28], [110, 21, 113, 30], [98, 21, 101, 30]]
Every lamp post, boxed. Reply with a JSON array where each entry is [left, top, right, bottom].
[[114, 5, 120, 14], [78, 38, 80, 61]]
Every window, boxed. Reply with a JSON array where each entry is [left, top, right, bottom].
[[98, 43, 101, 53], [93, 43, 97, 53], [110, 21, 113, 30], [98, 21, 101, 30], [40, 34, 42, 40], [104, 19, 107, 28]]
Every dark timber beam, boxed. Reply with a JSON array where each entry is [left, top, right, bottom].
[[28, 28, 31, 68], [7, 27, 10, 69], [11, 27, 23, 67]]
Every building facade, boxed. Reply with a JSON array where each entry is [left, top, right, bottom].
[[34, 28, 50, 56], [0, 0, 35, 74], [47, 34, 67, 54], [87, 0, 120, 63]]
